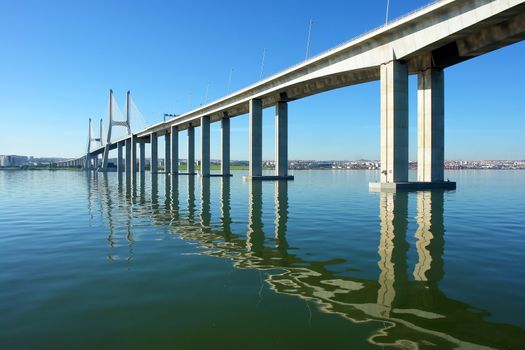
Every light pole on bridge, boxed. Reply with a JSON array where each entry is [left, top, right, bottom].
[[164, 113, 179, 122]]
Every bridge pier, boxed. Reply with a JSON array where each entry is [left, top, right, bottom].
[[380, 60, 409, 184], [117, 142, 124, 173], [125, 138, 132, 176], [370, 61, 454, 191], [165, 133, 171, 174], [418, 68, 445, 183], [139, 141, 146, 173], [247, 99, 262, 178], [221, 115, 231, 176], [171, 125, 179, 175], [244, 98, 293, 181], [198, 114, 232, 177], [187, 126, 196, 175], [151, 132, 158, 173], [275, 99, 293, 180], [131, 135, 137, 173], [200, 116, 210, 176]]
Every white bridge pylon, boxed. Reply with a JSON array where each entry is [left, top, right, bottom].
[[100, 90, 132, 171], [85, 118, 104, 169]]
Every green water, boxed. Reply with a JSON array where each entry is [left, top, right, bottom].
[[1, 170, 524, 349]]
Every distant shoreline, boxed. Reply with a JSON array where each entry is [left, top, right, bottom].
[[2, 167, 525, 172]]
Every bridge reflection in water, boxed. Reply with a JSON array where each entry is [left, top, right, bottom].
[[89, 173, 524, 349]]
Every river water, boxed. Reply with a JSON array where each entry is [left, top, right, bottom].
[[1, 169, 524, 349]]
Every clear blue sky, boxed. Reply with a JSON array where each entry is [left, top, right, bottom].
[[0, 0, 524, 160]]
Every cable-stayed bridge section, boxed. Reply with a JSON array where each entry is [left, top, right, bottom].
[[57, 0, 525, 190]]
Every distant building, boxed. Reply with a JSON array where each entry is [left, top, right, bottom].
[[0, 155, 29, 167]]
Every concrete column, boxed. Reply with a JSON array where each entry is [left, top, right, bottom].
[[131, 135, 137, 173], [380, 60, 409, 183], [249, 99, 263, 177], [116, 142, 123, 173], [201, 116, 210, 176], [221, 116, 230, 176], [170, 125, 178, 175], [165, 133, 171, 174], [151, 132, 158, 173], [418, 68, 444, 182], [125, 138, 132, 175], [275, 101, 288, 177], [139, 142, 146, 173], [188, 126, 195, 174]]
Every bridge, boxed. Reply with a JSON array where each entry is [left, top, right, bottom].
[[55, 0, 525, 190]]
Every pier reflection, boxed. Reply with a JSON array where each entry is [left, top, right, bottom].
[[187, 176, 195, 223], [221, 177, 231, 239], [88, 174, 525, 349], [201, 178, 211, 228], [377, 192, 409, 311], [413, 191, 444, 284], [274, 181, 289, 254], [247, 181, 264, 254]]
